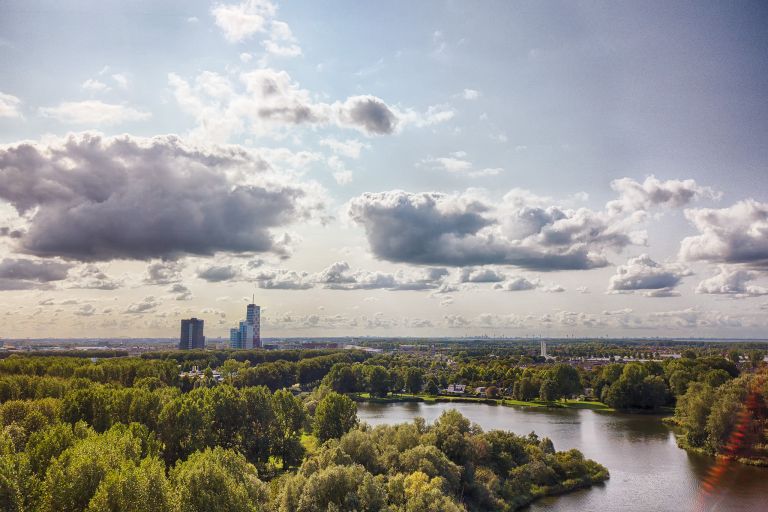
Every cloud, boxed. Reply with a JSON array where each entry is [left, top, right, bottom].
[[168, 283, 193, 300], [263, 20, 302, 57], [145, 260, 184, 285], [124, 296, 160, 314], [493, 276, 537, 291], [347, 190, 635, 270], [169, 68, 450, 141], [327, 156, 353, 185], [39, 101, 150, 125], [111, 74, 129, 89], [458, 267, 506, 283], [608, 254, 691, 297], [695, 265, 768, 297], [74, 304, 97, 317], [0, 133, 322, 261], [462, 89, 480, 100], [0, 258, 72, 290], [0, 92, 22, 118], [319, 138, 368, 159], [197, 264, 241, 282], [608, 176, 719, 213], [251, 268, 313, 289], [66, 264, 121, 290], [82, 79, 110, 93], [680, 200, 768, 268], [211, 0, 275, 42]]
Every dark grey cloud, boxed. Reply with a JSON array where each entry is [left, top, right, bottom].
[[168, 283, 193, 300], [338, 96, 398, 135], [347, 191, 622, 270], [0, 258, 72, 282], [197, 264, 241, 282], [680, 200, 768, 268], [0, 133, 319, 261], [608, 254, 691, 297], [145, 260, 184, 285]]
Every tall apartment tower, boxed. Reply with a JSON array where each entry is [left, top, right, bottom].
[[540, 339, 547, 358], [247, 303, 261, 348], [229, 303, 261, 349], [180, 318, 205, 350]]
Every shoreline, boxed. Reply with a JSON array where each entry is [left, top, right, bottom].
[[350, 392, 618, 412]]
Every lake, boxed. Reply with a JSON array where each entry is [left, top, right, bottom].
[[357, 401, 767, 512]]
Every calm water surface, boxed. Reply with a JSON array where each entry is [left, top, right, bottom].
[[357, 402, 767, 512]]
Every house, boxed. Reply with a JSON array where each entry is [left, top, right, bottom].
[[446, 384, 466, 394]]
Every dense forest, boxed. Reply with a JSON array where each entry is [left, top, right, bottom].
[[0, 350, 609, 511]]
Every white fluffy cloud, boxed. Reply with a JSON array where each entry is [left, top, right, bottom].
[[680, 199, 768, 268], [695, 265, 768, 297], [608, 254, 691, 297], [608, 176, 719, 213], [493, 276, 538, 291], [39, 101, 150, 125], [211, 0, 276, 42], [0, 92, 22, 118], [169, 69, 434, 140], [421, 151, 500, 178]]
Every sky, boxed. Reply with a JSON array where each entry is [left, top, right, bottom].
[[0, 0, 767, 339]]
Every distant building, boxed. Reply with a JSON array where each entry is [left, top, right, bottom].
[[540, 340, 547, 358], [180, 318, 205, 350], [446, 384, 466, 394], [229, 303, 261, 349]]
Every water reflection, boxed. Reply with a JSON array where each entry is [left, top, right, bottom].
[[357, 402, 768, 512]]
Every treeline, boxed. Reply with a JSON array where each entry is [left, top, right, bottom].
[[142, 348, 369, 370], [320, 352, 742, 411], [672, 369, 768, 465]]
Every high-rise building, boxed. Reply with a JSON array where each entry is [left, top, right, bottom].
[[180, 318, 205, 350], [247, 304, 261, 348], [540, 340, 547, 358], [229, 303, 261, 349]]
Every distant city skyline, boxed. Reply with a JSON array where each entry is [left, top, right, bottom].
[[0, 1, 767, 338]]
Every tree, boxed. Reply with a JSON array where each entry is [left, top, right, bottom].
[[405, 368, 424, 395], [548, 364, 582, 399], [365, 366, 391, 398], [271, 390, 306, 468], [323, 364, 358, 394], [539, 380, 558, 402], [86, 457, 173, 512], [425, 379, 439, 396], [314, 392, 358, 442], [171, 447, 267, 512]]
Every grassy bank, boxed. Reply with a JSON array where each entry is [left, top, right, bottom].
[[351, 392, 616, 411]]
